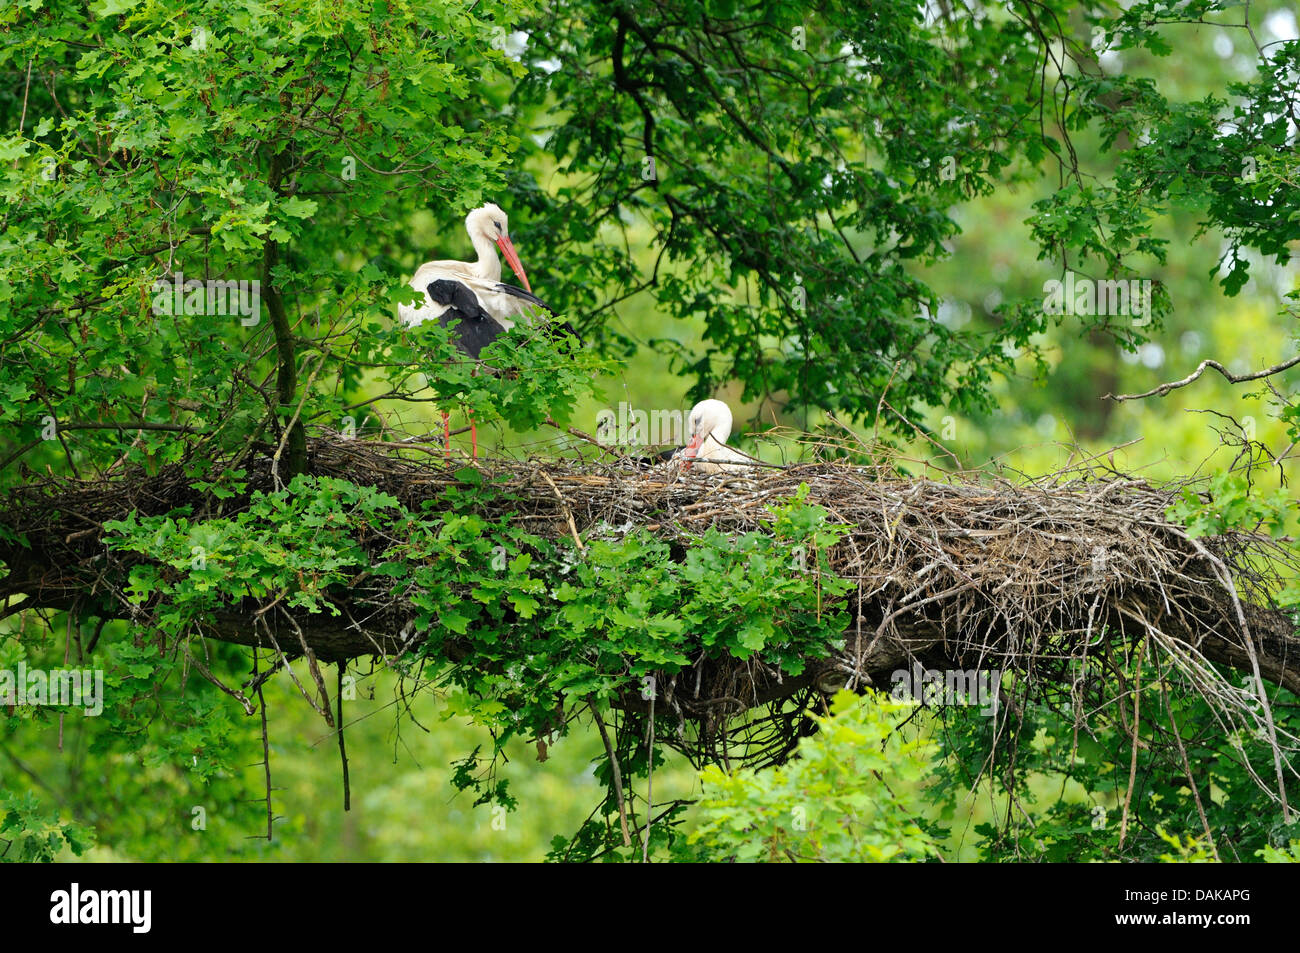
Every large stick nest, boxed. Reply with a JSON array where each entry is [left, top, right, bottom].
[[2, 434, 1298, 785]]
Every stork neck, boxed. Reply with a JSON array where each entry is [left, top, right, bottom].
[[708, 416, 731, 447], [468, 230, 503, 281]]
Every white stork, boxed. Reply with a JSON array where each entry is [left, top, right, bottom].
[[399, 202, 556, 455], [676, 399, 756, 473]]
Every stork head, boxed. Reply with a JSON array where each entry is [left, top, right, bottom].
[[681, 399, 733, 468], [466, 202, 532, 292]]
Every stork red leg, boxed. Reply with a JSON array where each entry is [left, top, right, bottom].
[[442, 409, 451, 462], [470, 412, 477, 460]]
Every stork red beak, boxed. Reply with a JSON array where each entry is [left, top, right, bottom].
[[496, 235, 532, 293], [680, 432, 705, 470]]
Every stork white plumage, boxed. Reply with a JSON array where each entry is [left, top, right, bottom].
[[399, 202, 554, 456], [677, 399, 755, 473]]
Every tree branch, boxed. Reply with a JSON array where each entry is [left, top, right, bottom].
[[1105, 355, 1300, 402]]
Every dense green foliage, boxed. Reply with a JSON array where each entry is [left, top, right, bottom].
[[687, 691, 942, 862], [103, 474, 850, 783]]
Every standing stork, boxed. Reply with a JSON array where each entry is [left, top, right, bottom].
[[399, 202, 555, 456]]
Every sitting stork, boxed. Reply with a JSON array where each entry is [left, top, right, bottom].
[[399, 202, 557, 456], [675, 399, 757, 473]]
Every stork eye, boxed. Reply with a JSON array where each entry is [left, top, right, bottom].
[[494, 220, 503, 232]]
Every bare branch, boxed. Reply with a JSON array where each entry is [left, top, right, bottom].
[[1105, 355, 1300, 402]]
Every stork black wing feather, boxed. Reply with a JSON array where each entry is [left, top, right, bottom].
[[492, 283, 584, 346], [493, 283, 553, 312], [425, 279, 507, 359], [625, 447, 682, 469]]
